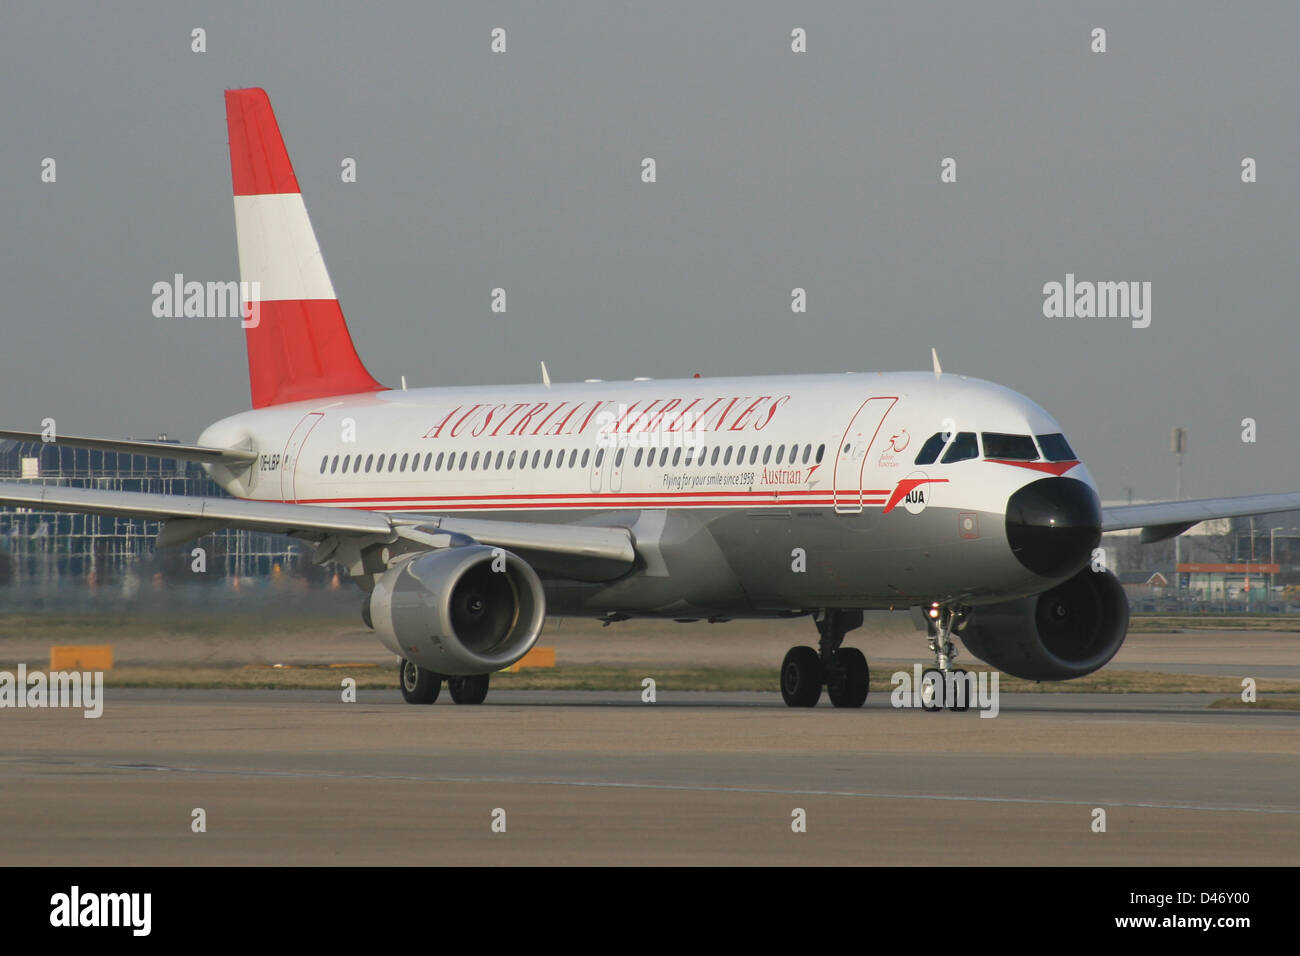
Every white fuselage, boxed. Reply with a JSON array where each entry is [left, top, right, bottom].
[[198, 370, 1097, 613]]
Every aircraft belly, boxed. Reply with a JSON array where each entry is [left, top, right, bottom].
[[442, 505, 1020, 616], [707, 506, 1017, 607]]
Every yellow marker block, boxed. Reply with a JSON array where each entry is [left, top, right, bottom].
[[50, 645, 113, 671], [507, 646, 556, 672]]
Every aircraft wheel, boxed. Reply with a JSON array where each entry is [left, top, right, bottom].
[[448, 674, 490, 705], [920, 668, 943, 712], [780, 646, 823, 707], [948, 667, 970, 712], [400, 659, 441, 705], [827, 647, 869, 708]]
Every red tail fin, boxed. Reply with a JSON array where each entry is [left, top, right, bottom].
[[225, 88, 385, 408]]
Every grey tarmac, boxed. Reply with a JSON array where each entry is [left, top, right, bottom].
[[1, 688, 1297, 865]]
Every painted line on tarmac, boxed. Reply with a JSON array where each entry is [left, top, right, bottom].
[[93, 761, 1300, 816]]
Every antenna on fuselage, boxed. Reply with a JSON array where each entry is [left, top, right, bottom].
[[931, 348, 942, 379], [540, 361, 552, 389]]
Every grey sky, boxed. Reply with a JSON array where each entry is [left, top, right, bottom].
[[1, 1, 1296, 502]]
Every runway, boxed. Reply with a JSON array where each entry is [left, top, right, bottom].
[[2, 689, 1297, 865]]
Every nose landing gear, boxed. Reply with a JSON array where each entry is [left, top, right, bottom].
[[920, 602, 972, 712]]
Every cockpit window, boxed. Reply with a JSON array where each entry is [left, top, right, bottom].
[[1036, 433, 1076, 462], [913, 432, 948, 465], [982, 433, 1039, 461], [940, 432, 979, 463]]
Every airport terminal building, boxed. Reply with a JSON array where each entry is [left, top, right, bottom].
[[0, 437, 317, 592]]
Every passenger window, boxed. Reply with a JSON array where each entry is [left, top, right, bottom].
[[737, 445, 745, 463], [544, 450, 553, 468], [365, 454, 374, 472], [763, 446, 772, 464], [354, 456, 362, 473], [723, 447, 733, 465], [913, 433, 948, 465], [389, 454, 398, 472], [710, 447, 720, 465], [697, 447, 706, 466], [672, 447, 682, 466], [531, 450, 541, 468], [941, 432, 979, 464], [775, 445, 785, 465], [595, 449, 605, 467], [494, 450, 503, 469], [399, 453, 409, 471], [1036, 433, 1077, 462], [320, 456, 328, 474], [330, 455, 339, 474], [815, 444, 825, 463], [458, 452, 467, 470], [342, 455, 351, 471], [982, 433, 1038, 461], [615, 449, 624, 467], [507, 450, 516, 469], [635, 448, 644, 467], [569, 449, 578, 468], [750, 446, 759, 465], [801, 445, 811, 465], [581, 449, 590, 468]]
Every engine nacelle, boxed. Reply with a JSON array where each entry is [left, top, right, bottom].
[[369, 545, 546, 676], [958, 567, 1130, 681]]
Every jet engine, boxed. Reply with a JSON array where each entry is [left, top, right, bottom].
[[957, 567, 1130, 681], [369, 545, 546, 676]]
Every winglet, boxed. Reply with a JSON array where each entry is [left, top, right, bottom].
[[540, 361, 551, 389], [932, 348, 942, 378]]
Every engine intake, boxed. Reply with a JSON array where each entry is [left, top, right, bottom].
[[958, 567, 1130, 681], [370, 545, 545, 676]]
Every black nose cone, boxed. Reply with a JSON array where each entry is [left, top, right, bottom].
[[1005, 477, 1102, 578]]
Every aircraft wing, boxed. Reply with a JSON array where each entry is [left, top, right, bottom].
[[0, 429, 258, 466], [0, 482, 636, 580], [1102, 492, 1300, 543]]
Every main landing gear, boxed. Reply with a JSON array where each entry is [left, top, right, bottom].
[[919, 602, 972, 712], [399, 659, 491, 705], [780, 609, 870, 708]]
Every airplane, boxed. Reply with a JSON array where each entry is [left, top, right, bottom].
[[4, 87, 1299, 708]]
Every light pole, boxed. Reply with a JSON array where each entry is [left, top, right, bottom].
[[1248, 518, 1256, 613], [1171, 427, 1187, 594], [1271, 527, 1285, 608]]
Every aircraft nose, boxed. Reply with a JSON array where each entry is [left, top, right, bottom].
[[1005, 477, 1103, 578]]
